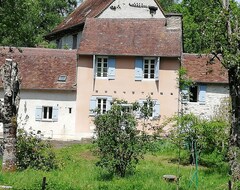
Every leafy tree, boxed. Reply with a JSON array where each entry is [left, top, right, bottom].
[[207, 0, 240, 185], [158, 0, 179, 12], [0, 0, 77, 47], [93, 101, 154, 177]]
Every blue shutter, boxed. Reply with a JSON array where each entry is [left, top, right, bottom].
[[135, 57, 143, 81], [153, 101, 160, 119], [199, 85, 207, 105], [107, 97, 113, 111], [89, 96, 97, 116], [108, 56, 116, 80], [155, 57, 160, 80], [181, 87, 189, 104], [35, 106, 42, 121], [52, 107, 59, 122]]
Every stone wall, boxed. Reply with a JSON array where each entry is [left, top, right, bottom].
[[183, 83, 229, 119]]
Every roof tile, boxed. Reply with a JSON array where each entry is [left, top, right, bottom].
[[0, 48, 77, 90], [183, 53, 228, 84], [78, 18, 182, 57]]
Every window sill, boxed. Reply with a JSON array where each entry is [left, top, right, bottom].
[[142, 79, 157, 81], [95, 77, 108, 80]]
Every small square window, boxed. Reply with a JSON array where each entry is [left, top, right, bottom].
[[58, 75, 67, 82]]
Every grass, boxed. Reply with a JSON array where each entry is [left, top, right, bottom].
[[0, 142, 229, 190]]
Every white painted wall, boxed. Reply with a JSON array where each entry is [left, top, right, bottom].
[[99, 0, 165, 19], [183, 84, 229, 119], [0, 90, 77, 140]]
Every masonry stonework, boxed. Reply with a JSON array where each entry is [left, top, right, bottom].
[[184, 84, 229, 119]]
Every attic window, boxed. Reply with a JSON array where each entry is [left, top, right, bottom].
[[58, 75, 67, 82]]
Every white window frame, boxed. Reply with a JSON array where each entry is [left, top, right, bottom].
[[120, 104, 133, 114], [42, 106, 53, 121], [97, 98, 107, 114], [95, 56, 108, 78], [143, 57, 156, 79]]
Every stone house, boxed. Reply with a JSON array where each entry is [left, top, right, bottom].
[[182, 53, 229, 119]]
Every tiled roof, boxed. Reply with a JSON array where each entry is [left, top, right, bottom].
[[78, 18, 182, 57], [182, 53, 228, 84], [0, 47, 77, 90], [45, 0, 114, 39]]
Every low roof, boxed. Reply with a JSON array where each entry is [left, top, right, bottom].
[[0, 47, 77, 90], [183, 53, 228, 84], [45, 0, 113, 39], [78, 18, 182, 57]]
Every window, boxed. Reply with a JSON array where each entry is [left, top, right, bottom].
[[144, 58, 156, 79], [72, 34, 78, 49], [35, 106, 58, 122], [143, 101, 154, 117], [96, 57, 108, 77], [188, 85, 207, 104], [89, 96, 113, 116], [43, 106, 53, 120], [135, 57, 159, 81], [120, 104, 133, 113], [58, 75, 67, 82], [137, 99, 160, 119], [97, 98, 107, 114], [56, 39, 62, 49], [189, 86, 198, 102]]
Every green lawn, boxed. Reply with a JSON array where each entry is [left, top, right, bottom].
[[0, 143, 229, 190]]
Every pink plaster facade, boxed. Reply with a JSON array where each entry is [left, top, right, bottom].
[[76, 55, 180, 136]]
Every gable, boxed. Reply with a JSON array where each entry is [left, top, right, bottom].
[[45, 0, 166, 40], [99, 0, 165, 19]]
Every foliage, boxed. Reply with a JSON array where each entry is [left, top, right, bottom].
[[166, 113, 229, 166], [93, 101, 153, 177], [178, 67, 193, 90], [169, 0, 240, 53], [0, 0, 77, 47], [16, 129, 58, 171], [157, 0, 180, 12]]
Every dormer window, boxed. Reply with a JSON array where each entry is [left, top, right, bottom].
[[58, 75, 67, 82]]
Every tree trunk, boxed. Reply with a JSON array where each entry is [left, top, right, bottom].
[[228, 68, 240, 183], [1, 59, 20, 172]]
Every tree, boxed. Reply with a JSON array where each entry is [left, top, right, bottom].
[[219, 0, 240, 186], [158, 0, 179, 12], [0, 55, 20, 172], [93, 101, 154, 177], [0, 0, 77, 47]]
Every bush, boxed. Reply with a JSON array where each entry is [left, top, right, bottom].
[[16, 129, 58, 171], [94, 103, 151, 177], [168, 113, 229, 166]]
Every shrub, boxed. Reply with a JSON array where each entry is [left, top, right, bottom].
[[16, 129, 58, 171], [93, 102, 152, 177], [167, 113, 229, 166]]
